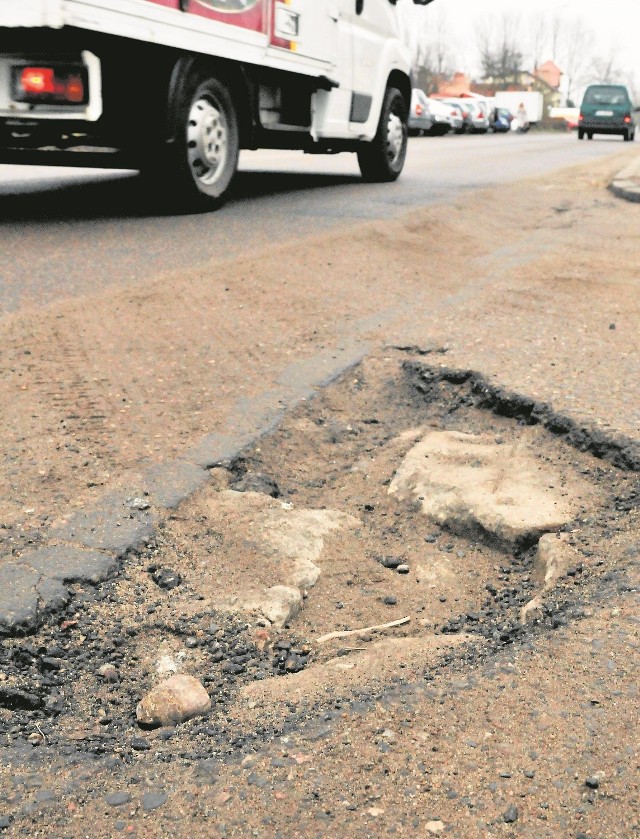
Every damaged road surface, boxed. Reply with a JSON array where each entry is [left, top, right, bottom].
[[1, 352, 639, 838], [1, 149, 640, 837]]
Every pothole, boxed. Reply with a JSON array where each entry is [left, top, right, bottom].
[[0, 350, 638, 763]]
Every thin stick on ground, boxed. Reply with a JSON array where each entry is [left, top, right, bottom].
[[315, 617, 410, 645]]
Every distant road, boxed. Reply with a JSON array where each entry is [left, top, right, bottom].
[[0, 131, 630, 316]]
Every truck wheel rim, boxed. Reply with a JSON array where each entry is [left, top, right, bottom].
[[187, 97, 229, 187], [386, 112, 404, 165]]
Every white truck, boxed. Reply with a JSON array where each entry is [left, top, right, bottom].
[[0, 0, 433, 208], [494, 91, 544, 126]]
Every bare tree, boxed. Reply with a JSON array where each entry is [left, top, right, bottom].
[[477, 13, 524, 87], [557, 17, 594, 106], [528, 13, 547, 73], [590, 54, 626, 86], [397, 5, 453, 94], [413, 9, 453, 93], [549, 16, 563, 64]]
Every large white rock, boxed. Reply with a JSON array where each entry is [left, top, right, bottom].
[[136, 674, 211, 727], [389, 430, 577, 546], [191, 491, 357, 626], [244, 585, 303, 627]]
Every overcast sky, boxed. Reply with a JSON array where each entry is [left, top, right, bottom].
[[406, 0, 640, 100]]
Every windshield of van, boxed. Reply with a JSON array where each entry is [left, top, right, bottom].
[[583, 86, 629, 106]]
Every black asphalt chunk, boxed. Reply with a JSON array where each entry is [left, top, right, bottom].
[[0, 564, 40, 633], [35, 577, 70, 616], [0, 547, 120, 634], [18, 545, 119, 585], [0, 687, 42, 711]]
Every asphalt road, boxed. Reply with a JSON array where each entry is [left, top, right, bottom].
[[0, 131, 631, 316]]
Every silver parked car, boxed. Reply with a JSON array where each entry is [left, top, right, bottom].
[[409, 89, 434, 136], [441, 99, 473, 133], [464, 98, 491, 133]]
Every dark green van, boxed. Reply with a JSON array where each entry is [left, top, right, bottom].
[[578, 84, 635, 141]]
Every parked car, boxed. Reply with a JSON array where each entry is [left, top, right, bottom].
[[441, 99, 472, 133], [464, 98, 491, 133], [490, 107, 513, 133], [423, 97, 455, 135], [430, 98, 463, 134], [578, 84, 635, 141], [408, 89, 434, 136]]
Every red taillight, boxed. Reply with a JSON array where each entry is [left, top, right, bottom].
[[415, 104, 423, 116], [477, 111, 484, 119], [21, 67, 56, 95], [64, 75, 84, 103], [14, 65, 86, 104], [624, 115, 632, 123]]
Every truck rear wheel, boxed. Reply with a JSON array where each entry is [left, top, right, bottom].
[[147, 74, 239, 211], [357, 87, 408, 183]]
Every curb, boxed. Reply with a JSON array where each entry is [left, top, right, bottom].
[[610, 154, 640, 202]]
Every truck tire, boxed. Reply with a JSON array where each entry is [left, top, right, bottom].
[[155, 74, 239, 210], [357, 87, 408, 183]]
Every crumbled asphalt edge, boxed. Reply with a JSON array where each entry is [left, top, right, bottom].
[[0, 353, 639, 806], [403, 360, 640, 472]]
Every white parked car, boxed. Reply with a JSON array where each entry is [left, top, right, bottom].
[[424, 98, 457, 134]]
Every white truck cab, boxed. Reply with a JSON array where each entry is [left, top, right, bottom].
[[0, 0, 434, 208]]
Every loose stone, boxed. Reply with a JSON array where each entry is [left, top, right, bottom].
[[98, 663, 119, 682], [503, 804, 518, 823], [136, 674, 211, 727], [142, 791, 168, 811], [105, 791, 132, 807], [380, 556, 401, 569]]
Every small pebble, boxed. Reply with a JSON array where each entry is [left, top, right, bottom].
[[131, 737, 151, 752], [503, 804, 518, 823], [98, 664, 119, 683], [105, 792, 132, 807], [142, 791, 168, 811], [383, 596, 397, 606]]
